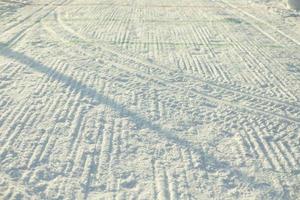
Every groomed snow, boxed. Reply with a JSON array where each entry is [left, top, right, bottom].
[[0, 0, 300, 199]]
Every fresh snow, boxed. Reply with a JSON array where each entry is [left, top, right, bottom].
[[0, 0, 300, 199]]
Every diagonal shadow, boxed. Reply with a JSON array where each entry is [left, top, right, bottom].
[[0, 42, 278, 194]]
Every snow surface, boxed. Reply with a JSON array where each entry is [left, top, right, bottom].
[[288, 0, 300, 10], [0, 0, 300, 199]]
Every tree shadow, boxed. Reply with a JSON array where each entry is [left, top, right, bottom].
[[0, 42, 279, 195]]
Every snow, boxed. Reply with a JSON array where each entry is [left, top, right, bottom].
[[288, 0, 300, 10], [0, 0, 300, 199]]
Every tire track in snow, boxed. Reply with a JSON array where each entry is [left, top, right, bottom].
[[152, 159, 171, 200], [0, 0, 73, 48], [2, 65, 66, 172], [54, 8, 300, 106], [37, 16, 300, 180], [219, 23, 298, 101], [1, 1, 299, 198], [42, 19, 300, 124], [219, 0, 300, 46], [41, 12, 300, 185]]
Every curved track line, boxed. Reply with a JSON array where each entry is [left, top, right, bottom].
[[0, 0, 73, 47], [55, 10, 300, 108], [42, 19, 300, 124], [219, 0, 300, 46], [0, 0, 56, 35]]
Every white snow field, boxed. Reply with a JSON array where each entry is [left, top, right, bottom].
[[0, 0, 300, 199]]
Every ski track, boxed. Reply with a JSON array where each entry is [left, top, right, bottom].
[[0, 0, 300, 199]]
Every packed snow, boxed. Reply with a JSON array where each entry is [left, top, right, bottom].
[[0, 0, 300, 199]]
